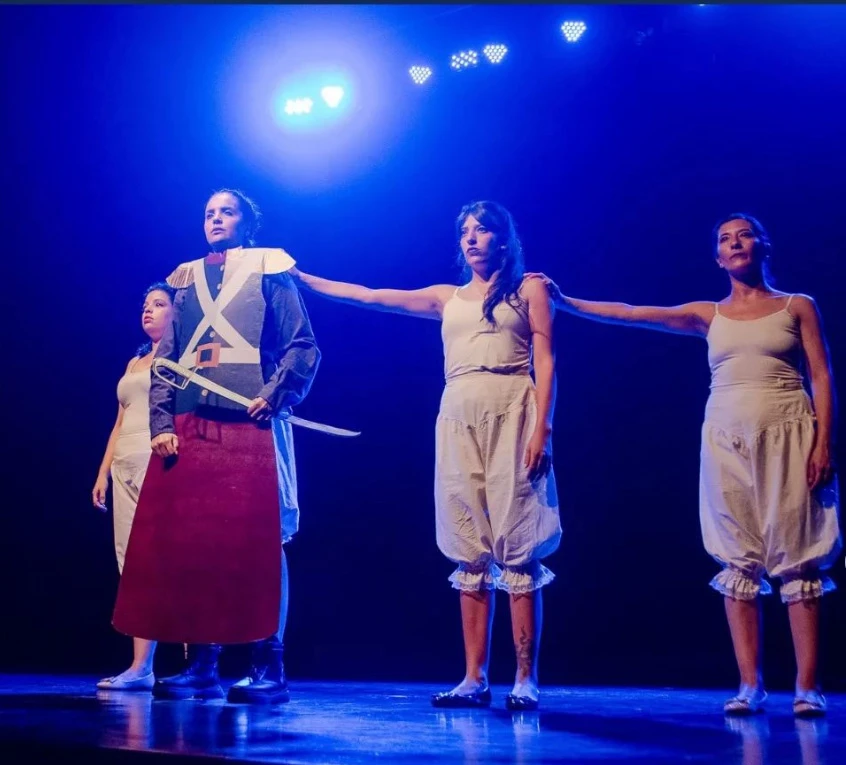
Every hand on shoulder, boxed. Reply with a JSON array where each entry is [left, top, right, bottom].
[[519, 274, 552, 303]]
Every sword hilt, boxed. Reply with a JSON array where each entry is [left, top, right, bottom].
[[150, 358, 360, 437], [151, 357, 192, 391]]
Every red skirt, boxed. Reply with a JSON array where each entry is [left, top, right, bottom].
[[112, 413, 281, 644]]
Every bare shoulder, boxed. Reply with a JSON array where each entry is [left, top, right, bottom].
[[673, 301, 716, 336], [519, 276, 549, 301], [428, 284, 458, 304], [789, 293, 817, 310], [788, 293, 821, 322], [125, 355, 142, 374], [683, 301, 718, 320], [679, 300, 717, 318]]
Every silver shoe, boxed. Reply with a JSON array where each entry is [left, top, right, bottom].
[[96, 671, 155, 691], [793, 689, 826, 718], [724, 686, 767, 716]]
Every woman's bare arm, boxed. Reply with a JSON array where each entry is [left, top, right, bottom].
[[524, 273, 713, 337], [794, 294, 837, 489], [291, 268, 455, 321]]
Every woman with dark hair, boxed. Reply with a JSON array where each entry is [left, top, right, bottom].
[[530, 213, 840, 717], [92, 282, 175, 690], [112, 188, 321, 704], [291, 201, 562, 711]]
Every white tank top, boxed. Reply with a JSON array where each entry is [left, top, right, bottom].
[[441, 289, 531, 382], [706, 295, 804, 393], [114, 362, 152, 457]]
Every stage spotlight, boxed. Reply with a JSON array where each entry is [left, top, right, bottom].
[[284, 97, 313, 116], [561, 21, 587, 43], [409, 65, 433, 85], [450, 50, 479, 71], [274, 71, 353, 128], [482, 44, 508, 64], [320, 85, 344, 108]]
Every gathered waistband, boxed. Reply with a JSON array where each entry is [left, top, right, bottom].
[[114, 430, 152, 459], [440, 372, 535, 424], [709, 379, 804, 393], [445, 370, 531, 385], [704, 387, 814, 435]]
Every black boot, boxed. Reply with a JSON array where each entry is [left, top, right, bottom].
[[152, 644, 224, 700], [226, 637, 290, 704]]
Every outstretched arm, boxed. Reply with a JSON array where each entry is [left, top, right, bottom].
[[525, 274, 713, 337], [794, 295, 837, 490], [291, 267, 454, 321]]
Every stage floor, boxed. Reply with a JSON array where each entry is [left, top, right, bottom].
[[0, 675, 839, 764]]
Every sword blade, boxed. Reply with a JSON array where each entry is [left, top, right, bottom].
[[152, 358, 360, 438], [280, 414, 361, 438]]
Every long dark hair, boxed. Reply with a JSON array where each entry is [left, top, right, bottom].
[[712, 212, 775, 284], [455, 200, 526, 324], [208, 187, 262, 247], [136, 282, 176, 357]]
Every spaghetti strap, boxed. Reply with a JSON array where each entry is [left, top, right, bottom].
[[714, 302, 721, 316], [785, 293, 796, 311]]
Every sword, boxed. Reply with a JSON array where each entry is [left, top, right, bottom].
[[151, 358, 360, 438]]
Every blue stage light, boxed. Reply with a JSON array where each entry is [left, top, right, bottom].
[[482, 44, 508, 64], [409, 65, 433, 85], [283, 97, 314, 116], [561, 21, 587, 43], [450, 50, 479, 71], [320, 85, 344, 108]]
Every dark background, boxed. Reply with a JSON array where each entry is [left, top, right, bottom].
[[2, 4, 844, 691]]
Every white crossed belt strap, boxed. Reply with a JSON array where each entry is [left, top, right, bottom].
[[179, 253, 262, 368], [152, 358, 360, 438]]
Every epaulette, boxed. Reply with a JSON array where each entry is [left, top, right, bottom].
[[254, 247, 296, 275], [165, 262, 197, 289]]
